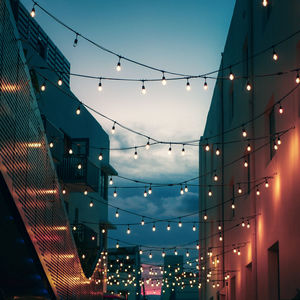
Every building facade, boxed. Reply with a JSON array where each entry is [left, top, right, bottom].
[[199, 1, 300, 300]]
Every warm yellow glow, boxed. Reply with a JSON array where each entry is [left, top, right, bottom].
[[27, 142, 42, 148]]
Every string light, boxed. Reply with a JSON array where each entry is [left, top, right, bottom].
[[180, 185, 184, 195], [181, 145, 185, 156], [218, 224, 222, 231], [277, 137, 281, 145], [149, 252, 152, 259], [113, 188, 117, 198], [256, 187, 260, 196], [152, 223, 156, 232], [141, 218, 145, 226], [208, 187, 212, 197], [244, 159, 248, 168], [247, 144, 251, 152], [238, 185, 242, 194], [162, 250, 166, 257], [127, 225, 131, 235], [186, 251, 190, 257], [265, 178, 269, 188], [144, 188, 148, 198], [203, 77, 208, 90], [115, 209, 119, 218], [231, 199, 235, 210], [186, 79, 191, 91], [205, 143, 210, 152], [141, 81, 146, 94], [76, 106, 81, 115], [229, 67, 235, 81], [247, 220, 251, 229], [272, 47, 278, 61], [145, 139, 150, 150], [241, 219, 245, 227], [84, 189, 88, 195], [219, 233, 223, 241], [174, 249, 178, 256], [178, 219, 182, 228], [237, 249, 241, 256], [89, 200, 94, 207], [98, 153, 103, 160], [196, 243, 200, 250], [68, 149, 73, 154], [213, 172, 218, 182], [49, 141, 54, 148], [203, 212, 208, 221], [57, 77, 63, 86], [215, 148, 221, 156], [161, 72, 167, 86], [168, 143, 172, 155], [41, 82, 46, 91], [139, 249, 143, 255], [30, 4, 36, 17], [148, 185, 152, 195], [62, 187, 66, 195], [262, 0, 268, 6], [98, 79, 103, 91], [134, 147, 138, 160], [184, 184, 188, 193], [278, 104, 284, 114], [164, 222, 171, 232], [296, 72, 300, 84], [246, 81, 252, 91], [192, 224, 196, 232], [116, 57, 121, 72], [73, 33, 78, 47], [242, 128, 247, 137], [111, 122, 116, 134]]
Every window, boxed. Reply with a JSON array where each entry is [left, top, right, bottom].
[[269, 107, 276, 159], [268, 242, 280, 300]]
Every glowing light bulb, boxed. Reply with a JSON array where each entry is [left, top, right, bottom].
[[162, 250, 166, 257], [77, 163, 82, 170], [213, 173, 218, 181], [149, 252, 152, 259], [205, 143, 210, 152], [262, 0, 268, 6], [296, 73, 300, 84], [113, 188, 117, 198], [229, 68, 235, 81], [246, 81, 252, 91], [144, 189, 148, 197], [219, 233, 223, 241], [146, 139, 150, 150], [139, 249, 143, 255], [167, 223, 171, 231], [192, 224, 196, 232], [278, 105, 283, 114], [76, 106, 81, 115], [272, 48, 278, 61], [203, 77, 208, 90], [141, 218, 145, 226], [127, 226, 131, 234], [216, 148, 221, 156], [68, 149, 73, 155], [247, 221, 251, 228], [98, 153, 103, 160], [203, 213, 208, 221], [247, 144, 251, 152], [186, 251, 190, 257], [98, 80, 103, 91], [218, 224, 222, 231], [233, 246, 237, 253], [116, 242, 119, 248], [141, 82, 146, 94], [134, 148, 138, 159], [116, 58, 121, 72], [244, 160, 248, 168], [181, 146, 185, 156], [148, 185, 152, 194], [180, 186, 184, 195], [111, 122, 116, 134], [174, 249, 178, 255], [58, 78, 63, 86], [184, 184, 188, 192], [265, 179, 269, 188], [49, 141, 54, 148], [238, 249, 241, 256], [41, 82, 46, 91], [89, 200, 94, 207], [208, 188, 212, 197], [115, 209, 119, 218], [238, 186, 242, 194], [178, 219, 182, 228], [241, 220, 245, 227], [30, 5, 36, 17], [152, 224, 156, 232], [168, 144, 172, 155], [242, 128, 247, 137], [161, 73, 167, 86], [84, 189, 88, 195], [196, 243, 200, 250], [231, 201, 235, 210], [277, 137, 281, 145], [256, 188, 260, 196], [186, 79, 191, 91], [109, 177, 113, 185], [73, 34, 78, 47], [62, 188, 66, 195]]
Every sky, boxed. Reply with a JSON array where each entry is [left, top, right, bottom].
[[21, 0, 235, 292]]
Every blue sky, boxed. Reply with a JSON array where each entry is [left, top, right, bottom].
[[21, 0, 236, 265]]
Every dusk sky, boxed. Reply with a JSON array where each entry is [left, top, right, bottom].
[[21, 0, 235, 271]]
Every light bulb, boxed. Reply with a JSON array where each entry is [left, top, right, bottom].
[[58, 78, 63, 86], [49, 141, 54, 148], [218, 224, 222, 231], [152, 224, 156, 232], [219, 233, 223, 241], [148, 185, 152, 194], [98, 153, 103, 160], [265, 179, 269, 188], [244, 160, 248, 168], [178, 219, 182, 228], [109, 177, 113, 185], [186, 79, 191, 91], [30, 5, 36, 17], [174, 249, 178, 255], [162, 250, 166, 257], [247, 144, 251, 152], [144, 189, 148, 197], [229, 68, 235, 81], [247, 221, 250, 228], [167, 223, 171, 231], [278, 105, 283, 114], [127, 226, 131, 234], [76, 106, 81, 115], [196, 243, 200, 250], [273, 48, 278, 61], [168, 144, 172, 155], [213, 173, 218, 181], [116, 242, 119, 248], [233, 247, 237, 253], [203, 213, 208, 221], [231, 201, 235, 209], [62, 188, 66, 195], [115, 210, 119, 218], [161, 73, 167, 86], [246, 81, 252, 91], [146, 139, 150, 150], [180, 186, 184, 195], [277, 137, 281, 145], [203, 78, 208, 90], [208, 188, 212, 197], [84, 189, 88, 195], [238, 186, 242, 194], [89, 200, 94, 207], [116, 58, 121, 72], [77, 163, 82, 170], [69, 149, 73, 155], [205, 143, 210, 152], [134, 148, 138, 159], [41, 82, 46, 91], [181, 146, 185, 156], [238, 249, 241, 256], [256, 188, 260, 196], [184, 184, 188, 192], [111, 122, 116, 134], [113, 188, 117, 198], [216, 148, 221, 156], [296, 73, 300, 84], [186, 251, 190, 257], [149, 252, 152, 259], [141, 82, 146, 94], [98, 80, 103, 91], [262, 0, 268, 6], [192, 224, 196, 232], [242, 220, 245, 227], [242, 128, 247, 137], [139, 249, 143, 255], [73, 34, 78, 47]]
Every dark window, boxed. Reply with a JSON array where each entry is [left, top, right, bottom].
[[269, 107, 276, 159], [268, 242, 280, 300]]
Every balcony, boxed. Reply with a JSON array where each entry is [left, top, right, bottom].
[[57, 155, 99, 193]]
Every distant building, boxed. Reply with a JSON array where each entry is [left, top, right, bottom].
[[106, 246, 141, 300], [199, 1, 300, 300]]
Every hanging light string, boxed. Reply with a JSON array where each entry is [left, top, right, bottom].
[[30, 1, 300, 78], [35, 68, 298, 148]]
